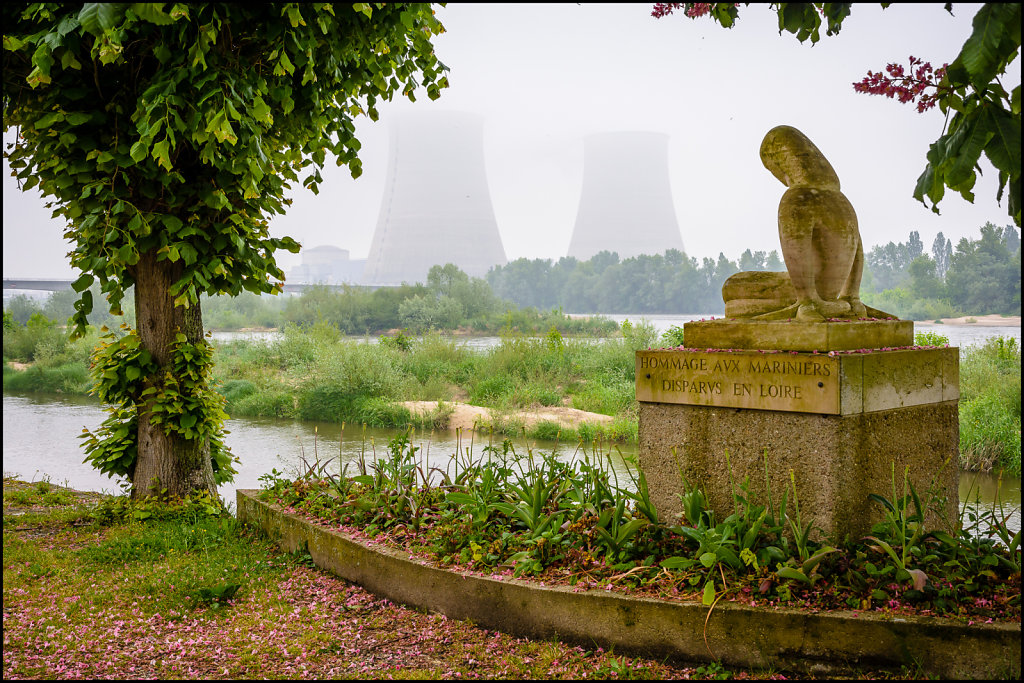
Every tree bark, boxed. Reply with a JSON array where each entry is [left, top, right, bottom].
[[131, 250, 217, 500]]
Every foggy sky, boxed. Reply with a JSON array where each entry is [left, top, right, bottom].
[[3, 3, 1017, 280]]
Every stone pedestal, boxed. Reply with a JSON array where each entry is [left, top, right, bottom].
[[636, 321, 959, 541]]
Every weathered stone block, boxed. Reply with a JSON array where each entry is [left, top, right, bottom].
[[638, 401, 960, 541], [636, 347, 960, 541], [682, 318, 913, 352]]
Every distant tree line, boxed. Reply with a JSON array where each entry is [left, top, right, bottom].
[[6, 224, 1017, 332], [486, 223, 1020, 318], [486, 249, 784, 314], [3, 264, 618, 337], [862, 223, 1020, 319]]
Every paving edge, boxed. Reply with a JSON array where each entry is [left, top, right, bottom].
[[237, 489, 1020, 679]]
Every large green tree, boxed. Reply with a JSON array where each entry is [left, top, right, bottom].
[[2, 3, 447, 499], [653, 2, 1021, 227]]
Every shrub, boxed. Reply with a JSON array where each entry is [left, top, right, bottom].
[[914, 330, 950, 347], [2, 361, 92, 394], [469, 375, 515, 406], [529, 420, 565, 442], [232, 389, 296, 419]]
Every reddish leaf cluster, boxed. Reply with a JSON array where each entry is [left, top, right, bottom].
[[650, 2, 685, 18], [853, 56, 948, 113], [652, 3, 726, 19]]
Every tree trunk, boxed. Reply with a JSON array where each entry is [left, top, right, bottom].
[[131, 250, 217, 500]]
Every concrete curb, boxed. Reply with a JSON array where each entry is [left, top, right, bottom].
[[238, 489, 1020, 679]]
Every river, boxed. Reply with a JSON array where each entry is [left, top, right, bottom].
[[3, 390, 1019, 535], [211, 313, 1021, 351]]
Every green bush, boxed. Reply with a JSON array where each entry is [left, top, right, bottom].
[[914, 330, 951, 347], [2, 313, 67, 362], [529, 420, 567, 442], [219, 379, 258, 407], [514, 381, 563, 408], [469, 375, 515, 406], [231, 389, 296, 419], [2, 361, 92, 394]]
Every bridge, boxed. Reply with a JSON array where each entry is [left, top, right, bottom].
[[3, 278, 396, 294]]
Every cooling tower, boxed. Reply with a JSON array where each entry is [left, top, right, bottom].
[[567, 132, 684, 261], [362, 111, 507, 285]]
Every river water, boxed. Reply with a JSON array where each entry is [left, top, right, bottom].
[[3, 391, 1019, 534], [211, 313, 1021, 351]]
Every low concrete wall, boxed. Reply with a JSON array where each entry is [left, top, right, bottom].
[[238, 490, 1020, 680]]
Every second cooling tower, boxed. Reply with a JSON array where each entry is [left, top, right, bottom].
[[567, 132, 684, 261], [363, 111, 507, 285]]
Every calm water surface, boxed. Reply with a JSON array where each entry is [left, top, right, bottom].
[[212, 314, 1020, 351], [3, 392, 1019, 535]]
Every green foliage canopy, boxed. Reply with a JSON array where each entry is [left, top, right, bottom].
[[654, 3, 1021, 227], [2, 2, 448, 335]]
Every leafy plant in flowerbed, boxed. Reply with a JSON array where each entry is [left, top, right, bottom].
[[257, 431, 1021, 621]]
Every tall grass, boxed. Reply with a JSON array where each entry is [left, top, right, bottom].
[[958, 336, 1021, 475]]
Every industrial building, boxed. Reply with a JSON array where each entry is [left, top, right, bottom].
[[362, 111, 507, 285], [287, 245, 365, 285], [567, 131, 684, 261]]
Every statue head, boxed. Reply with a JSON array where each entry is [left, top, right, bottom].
[[759, 125, 841, 191]]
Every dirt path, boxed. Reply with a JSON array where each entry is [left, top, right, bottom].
[[399, 401, 614, 432]]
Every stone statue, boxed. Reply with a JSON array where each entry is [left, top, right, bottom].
[[723, 125, 893, 321]]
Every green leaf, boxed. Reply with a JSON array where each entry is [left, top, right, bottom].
[[71, 273, 94, 293], [131, 3, 176, 25], [251, 96, 272, 124], [944, 110, 993, 191], [130, 140, 149, 162], [152, 138, 171, 171], [153, 43, 172, 63], [781, 4, 807, 36], [34, 112, 65, 129], [659, 556, 695, 570], [983, 106, 1021, 180], [702, 580, 716, 606], [776, 566, 812, 584], [957, 3, 1021, 90], [78, 3, 127, 37]]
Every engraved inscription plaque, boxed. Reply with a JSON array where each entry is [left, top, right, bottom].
[[636, 350, 840, 414]]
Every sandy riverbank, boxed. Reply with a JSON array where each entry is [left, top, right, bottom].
[[399, 401, 614, 432], [917, 314, 1021, 327]]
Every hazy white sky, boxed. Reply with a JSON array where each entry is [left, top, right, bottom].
[[3, 3, 1017, 279]]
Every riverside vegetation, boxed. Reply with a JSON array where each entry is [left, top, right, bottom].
[[251, 432, 1020, 630], [2, 476, 747, 680], [10, 476, 994, 681], [3, 305, 1020, 474]]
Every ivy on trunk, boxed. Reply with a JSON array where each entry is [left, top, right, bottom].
[[4, 2, 448, 498]]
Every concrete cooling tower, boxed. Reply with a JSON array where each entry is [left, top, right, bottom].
[[567, 132, 684, 261], [362, 111, 507, 285]]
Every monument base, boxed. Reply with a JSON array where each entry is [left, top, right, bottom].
[[638, 401, 960, 541], [683, 318, 913, 352], [636, 342, 960, 542]]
